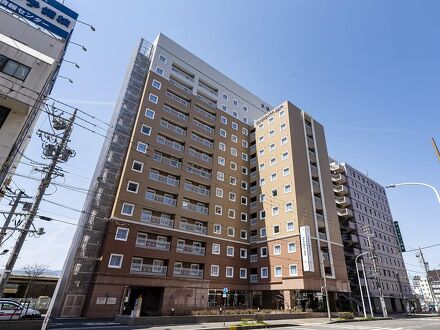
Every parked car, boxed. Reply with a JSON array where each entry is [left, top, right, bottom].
[[0, 299, 41, 320]]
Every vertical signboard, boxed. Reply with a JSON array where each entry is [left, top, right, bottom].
[[393, 221, 406, 252], [300, 225, 314, 272]]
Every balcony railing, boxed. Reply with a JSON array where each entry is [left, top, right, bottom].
[[310, 164, 319, 178], [250, 201, 257, 209], [189, 148, 212, 163], [250, 254, 257, 263], [156, 135, 184, 152], [136, 238, 170, 251], [160, 119, 186, 136], [312, 180, 320, 193], [318, 232, 327, 241], [250, 236, 257, 243], [130, 264, 167, 276], [314, 196, 323, 209], [250, 145, 256, 153], [250, 274, 258, 283], [146, 193, 177, 206], [179, 222, 208, 235], [169, 78, 193, 94], [196, 93, 217, 108], [198, 81, 218, 96], [250, 218, 257, 225], [309, 150, 317, 163], [182, 202, 209, 215], [163, 104, 188, 121], [307, 137, 315, 149], [173, 267, 203, 279], [335, 196, 351, 207], [250, 186, 257, 194], [330, 162, 345, 173], [250, 158, 257, 165], [337, 208, 354, 218], [184, 182, 210, 196], [186, 165, 212, 179], [166, 90, 190, 107], [332, 174, 347, 185], [193, 119, 215, 135], [191, 133, 213, 149], [171, 65, 194, 82], [153, 152, 182, 169], [333, 184, 348, 195], [177, 244, 205, 256], [149, 172, 179, 187], [140, 213, 174, 228], [194, 106, 216, 122]]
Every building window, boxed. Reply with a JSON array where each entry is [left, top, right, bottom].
[[221, 116, 227, 124], [260, 210, 266, 220], [242, 127, 248, 135], [115, 227, 129, 241], [274, 266, 282, 278], [259, 178, 266, 186], [220, 129, 227, 137], [227, 227, 235, 237], [121, 203, 134, 216], [136, 142, 148, 154], [231, 134, 238, 143], [108, 254, 123, 268], [212, 243, 220, 255], [159, 54, 167, 63], [261, 247, 268, 257], [242, 140, 248, 148], [214, 224, 222, 234], [222, 93, 228, 100], [269, 143, 275, 151], [280, 123, 286, 131], [227, 246, 234, 256], [216, 188, 223, 198], [152, 79, 161, 89], [288, 242, 296, 253], [132, 160, 144, 173], [285, 202, 293, 212], [155, 66, 164, 76], [218, 156, 225, 166], [270, 158, 276, 166], [284, 184, 291, 193], [273, 225, 280, 235], [219, 142, 226, 151], [259, 163, 265, 171], [229, 192, 236, 202], [261, 267, 268, 278], [240, 248, 247, 259], [233, 99, 238, 106], [240, 230, 247, 240], [271, 189, 278, 197], [273, 244, 281, 255], [289, 264, 298, 276], [269, 130, 275, 138], [215, 205, 223, 215], [226, 266, 234, 278], [211, 265, 219, 277], [281, 137, 287, 145], [240, 268, 247, 279], [145, 108, 155, 119], [242, 153, 248, 161], [272, 206, 279, 216], [0, 55, 31, 80], [283, 168, 290, 176], [228, 209, 236, 219], [241, 196, 247, 205], [149, 93, 158, 104], [127, 181, 139, 193], [230, 148, 237, 156], [222, 104, 228, 112], [217, 172, 224, 181], [271, 173, 277, 181], [282, 152, 288, 160], [230, 162, 237, 171], [230, 176, 237, 186], [260, 228, 266, 238], [279, 110, 285, 117], [232, 122, 238, 130], [286, 222, 294, 232], [141, 124, 152, 136]]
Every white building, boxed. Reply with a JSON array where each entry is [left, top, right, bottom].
[[412, 275, 434, 309]]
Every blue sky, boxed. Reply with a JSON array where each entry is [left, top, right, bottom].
[[2, 0, 440, 280]]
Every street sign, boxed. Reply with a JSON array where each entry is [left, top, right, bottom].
[[393, 221, 406, 252], [222, 288, 228, 298]]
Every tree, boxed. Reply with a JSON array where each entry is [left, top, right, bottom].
[[23, 263, 48, 298]]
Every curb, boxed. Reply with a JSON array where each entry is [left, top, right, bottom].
[[329, 317, 392, 324], [203, 325, 294, 330]]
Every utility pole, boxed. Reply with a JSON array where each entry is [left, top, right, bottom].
[[363, 225, 388, 318], [361, 258, 374, 318], [0, 110, 77, 296], [320, 251, 331, 321], [0, 190, 25, 245], [417, 247, 438, 311]]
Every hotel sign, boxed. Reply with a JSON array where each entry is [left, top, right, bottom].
[[0, 0, 78, 39], [300, 225, 315, 272], [393, 221, 406, 252]]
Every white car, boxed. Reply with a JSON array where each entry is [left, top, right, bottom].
[[0, 300, 41, 320]]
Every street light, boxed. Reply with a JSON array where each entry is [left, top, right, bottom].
[[77, 19, 96, 31], [386, 182, 440, 204], [70, 41, 87, 52], [355, 251, 374, 318], [57, 76, 73, 84], [63, 60, 80, 69]]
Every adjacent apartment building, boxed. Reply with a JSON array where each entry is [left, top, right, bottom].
[[330, 161, 412, 313], [0, 1, 78, 192], [52, 33, 350, 318]]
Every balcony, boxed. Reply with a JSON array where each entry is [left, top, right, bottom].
[[312, 180, 321, 194], [337, 208, 354, 218], [163, 104, 188, 122], [184, 182, 210, 196], [196, 93, 217, 108], [250, 218, 257, 225], [156, 135, 184, 152], [173, 267, 203, 279], [250, 254, 257, 263], [146, 193, 177, 207], [330, 162, 345, 174], [333, 184, 348, 195], [318, 232, 327, 241], [308, 150, 317, 164], [316, 214, 325, 228], [250, 158, 257, 166], [149, 171, 179, 187], [198, 81, 218, 96], [153, 152, 182, 169], [191, 133, 214, 149], [189, 148, 212, 163], [136, 238, 170, 251], [310, 164, 319, 178], [250, 145, 256, 154], [179, 222, 207, 235], [332, 174, 347, 185], [182, 201, 209, 215], [307, 137, 315, 150], [335, 196, 351, 207], [305, 125, 313, 137], [187, 165, 212, 179], [130, 264, 167, 277], [177, 244, 205, 256], [250, 236, 257, 243], [171, 65, 194, 82], [250, 186, 257, 195], [250, 172, 257, 180], [250, 201, 257, 209], [140, 213, 174, 228], [166, 90, 190, 107], [169, 77, 193, 94], [314, 196, 323, 210], [160, 119, 186, 136], [194, 105, 216, 122], [193, 119, 215, 135], [250, 274, 258, 283]]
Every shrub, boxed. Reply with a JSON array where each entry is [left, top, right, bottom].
[[254, 313, 265, 323], [338, 312, 354, 320]]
